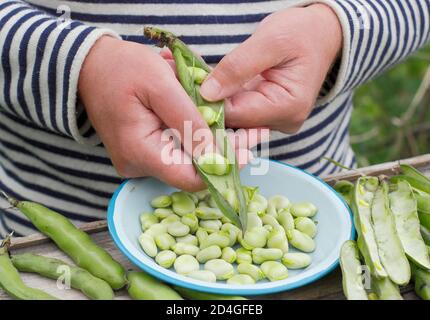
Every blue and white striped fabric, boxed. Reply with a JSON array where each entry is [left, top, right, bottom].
[[0, 0, 429, 236]]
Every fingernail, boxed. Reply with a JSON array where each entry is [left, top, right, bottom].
[[200, 76, 221, 101]]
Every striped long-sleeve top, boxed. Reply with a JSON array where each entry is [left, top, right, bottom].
[[0, 0, 429, 236]]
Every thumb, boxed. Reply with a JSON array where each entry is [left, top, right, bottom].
[[200, 32, 281, 101]]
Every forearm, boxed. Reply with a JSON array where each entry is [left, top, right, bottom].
[[0, 0, 119, 144]]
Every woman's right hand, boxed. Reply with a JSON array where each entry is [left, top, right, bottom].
[[78, 36, 212, 191], [78, 37, 261, 191]]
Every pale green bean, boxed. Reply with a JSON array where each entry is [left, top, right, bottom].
[[248, 194, 268, 215], [289, 229, 316, 253], [196, 228, 209, 244], [144, 223, 167, 238], [172, 243, 200, 256], [267, 227, 289, 253], [154, 233, 176, 250], [155, 250, 176, 268], [261, 214, 280, 228], [197, 153, 231, 176], [154, 208, 175, 220], [139, 234, 158, 257], [176, 234, 198, 246], [140, 214, 158, 231], [199, 219, 222, 233], [252, 248, 283, 264], [236, 248, 252, 264], [261, 261, 288, 281], [194, 189, 209, 200], [200, 231, 230, 249], [167, 221, 190, 237], [282, 253, 312, 269], [196, 245, 222, 263], [277, 209, 294, 238], [174, 255, 199, 275], [151, 195, 172, 208], [187, 270, 217, 283], [171, 191, 196, 216], [267, 195, 290, 214], [188, 66, 208, 84], [181, 214, 199, 234], [290, 202, 318, 217], [227, 274, 255, 285], [237, 263, 265, 281], [240, 227, 268, 249], [294, 217, 317, 238], [204, 259, 234, 280], [221, 247, 236, 263], [195, 207, 224, 220], [160, 215, 180, 227], [247, 212, 263, 229]]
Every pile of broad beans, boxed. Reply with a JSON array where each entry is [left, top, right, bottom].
[[337, 164, 430, 300], [139, 188, 318, 284]]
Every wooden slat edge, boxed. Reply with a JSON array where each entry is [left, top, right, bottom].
[[323, 154, 430, 185], [9, 220, 107, 249]]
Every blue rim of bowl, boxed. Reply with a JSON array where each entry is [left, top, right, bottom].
[[107, 158, 355, 296]]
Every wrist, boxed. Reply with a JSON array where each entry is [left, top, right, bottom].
[[78, 36, 121, 106], [307, 3, 343, 65]]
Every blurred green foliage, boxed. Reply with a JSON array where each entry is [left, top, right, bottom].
[[351, 45, 430, 167]]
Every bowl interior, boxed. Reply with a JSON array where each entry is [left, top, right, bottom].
[[108, 158, 353, 295]]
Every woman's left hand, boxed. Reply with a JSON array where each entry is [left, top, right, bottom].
[[199, 4, 343, 134]]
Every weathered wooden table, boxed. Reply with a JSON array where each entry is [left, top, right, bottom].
[[3, 155, 430, 300]]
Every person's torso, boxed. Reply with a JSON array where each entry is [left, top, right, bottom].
[[0, 0, 355, 236]]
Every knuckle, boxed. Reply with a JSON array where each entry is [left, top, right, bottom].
[[218, 55, 242, 82]]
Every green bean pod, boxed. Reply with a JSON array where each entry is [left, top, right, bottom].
[[6, 197, 127, 289], [143, 26, 248, 231], [371, 277, 403, 300], [0, 238, 58, 300], [339, 240, 368, 300], [411, 264, 430, 300], [388, 180, 430, 269], [333, 180, 354, 206], [421, 225, 430, 246], [127, 271, 183, 300], [371, 182, 410, 285], [11, 253, 114, 300], [350, 177, 387, 279]]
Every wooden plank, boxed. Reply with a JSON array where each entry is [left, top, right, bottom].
[[323, 154, 430, 185], [2, 154, 429, 300]]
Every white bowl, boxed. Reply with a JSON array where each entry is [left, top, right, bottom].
[[108, 158, 353, 295]]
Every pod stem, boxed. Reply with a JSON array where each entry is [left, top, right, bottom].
[[0, 232, 13, 254], [321, 157, 365, 177], [0, 191, 19, 208], [143, 26, 176, 48]]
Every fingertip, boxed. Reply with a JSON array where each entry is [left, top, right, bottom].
[[200, 76, 222, 101]]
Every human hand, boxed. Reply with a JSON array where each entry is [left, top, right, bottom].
[[78, 37, 260, 191], [199, 4, 342, 133]]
